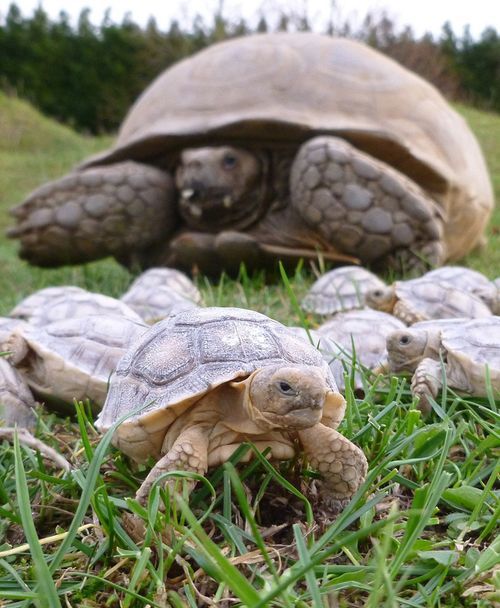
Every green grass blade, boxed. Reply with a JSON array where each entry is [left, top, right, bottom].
[[174, 494, 262, 606], [13, 431, 62, 608], [293, 523, 323, 607]]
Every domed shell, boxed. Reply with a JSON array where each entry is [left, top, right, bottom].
[[301, 266, 386, 316], [440, 317, 500, 370], [121, 268, 201, 323], [10, 287, 143, 326], [435, 318, 500, 394], [123, 268, 202, 302], [96, 307, 337, 457], [424, 266, 497, 307], [395, 278, 493, 321], [317, 308, 406, 369], [6, 314, 148, 410], [0, 358, 36, 428]]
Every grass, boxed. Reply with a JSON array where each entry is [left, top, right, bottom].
[[0, 91, 499, 607]]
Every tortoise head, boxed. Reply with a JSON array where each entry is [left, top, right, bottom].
[[176, 146, 269, 231], [241, 364, 344, 430], [386, 328, 441, 373], [365, 285, 397, 312]]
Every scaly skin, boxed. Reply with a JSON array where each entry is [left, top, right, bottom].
[[9, 161, 176, 267], [411, 357, 443, 414], [135, 424, 209, 504], [290, 136, 446, 273], [298, 424, 368, 512]]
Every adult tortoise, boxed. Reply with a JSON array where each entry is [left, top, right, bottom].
[[8, 33, 493, 274]]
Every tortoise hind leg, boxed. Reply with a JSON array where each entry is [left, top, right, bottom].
[[8, 161, 176, 267], [289, 136, 446, 273]]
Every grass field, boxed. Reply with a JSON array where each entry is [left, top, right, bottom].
[[0, 91, 498, 607]]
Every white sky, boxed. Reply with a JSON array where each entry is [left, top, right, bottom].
[[3, 0, 500, 38]]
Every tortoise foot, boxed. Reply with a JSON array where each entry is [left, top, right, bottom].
[[382, 241, 446, 276], [8, 162, 175, 266], [290, 136, 446, 270]]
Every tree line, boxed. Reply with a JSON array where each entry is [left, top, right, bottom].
[[1, 3, 499, 134]]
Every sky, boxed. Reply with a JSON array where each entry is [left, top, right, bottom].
[[3, 0, 500, 39]]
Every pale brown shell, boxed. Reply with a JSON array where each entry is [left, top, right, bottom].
[[121, 268, 201, 323], [302, 266, 386, 316], [317, 308, 406, 369], [395, 279, 493, 321], [6, 314, 148, 409], [440, 318, 500, 376], [10, 287, 143, 326], [97, 307, 337, 436]]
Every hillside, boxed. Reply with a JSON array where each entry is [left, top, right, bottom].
[[0, 91, 112, 232]]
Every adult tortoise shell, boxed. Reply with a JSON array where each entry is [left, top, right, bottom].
[[9, 33, 493, 274]]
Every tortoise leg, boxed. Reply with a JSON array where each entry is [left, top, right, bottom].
[[289, 136, 446, 273], [393, 300, 427, 325], [0, 359, 36, 429], [135, 425, 209, 505], [8, 161, 176, 267], [167, 230, 265, 275], [298, 423, 367, 512], [411, 357, 443, 414]]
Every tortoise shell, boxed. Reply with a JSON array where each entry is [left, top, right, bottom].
[[394, 278, 493, 321], [301, 265, 386, 316], [440, 318, 500, 379], [121, 268, 201, 323], [424, 266, 497, 307], [10, 287, 143, 326], [96, 307, 338, 455], [7, 314, 148, 410], [318, 308, 406, 369]]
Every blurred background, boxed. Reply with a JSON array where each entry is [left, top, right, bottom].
[[1, 0, 499, 134]]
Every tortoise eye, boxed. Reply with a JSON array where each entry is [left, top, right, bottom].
[[372, 289, 383, 298], [278, 381, 295, 395], [222, 153, 237, 169], [399, 334, 411, 345]]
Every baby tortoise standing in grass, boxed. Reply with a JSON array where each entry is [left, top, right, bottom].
[[385, 317, 500, 413], [96, 307, 368, 511], [365, 278, 493, 324], [8, 33, 492, 275]]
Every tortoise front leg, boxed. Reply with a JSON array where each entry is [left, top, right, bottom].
[[298, 423, 368, 512], [393, 300, 427, 325], [8, 161, 176, 267], [290, 136, 446, 273], [411, 357, 443, 414], [135, 425, 209, 505]]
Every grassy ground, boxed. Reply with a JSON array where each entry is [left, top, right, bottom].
[[0, 92, 499, 607]]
